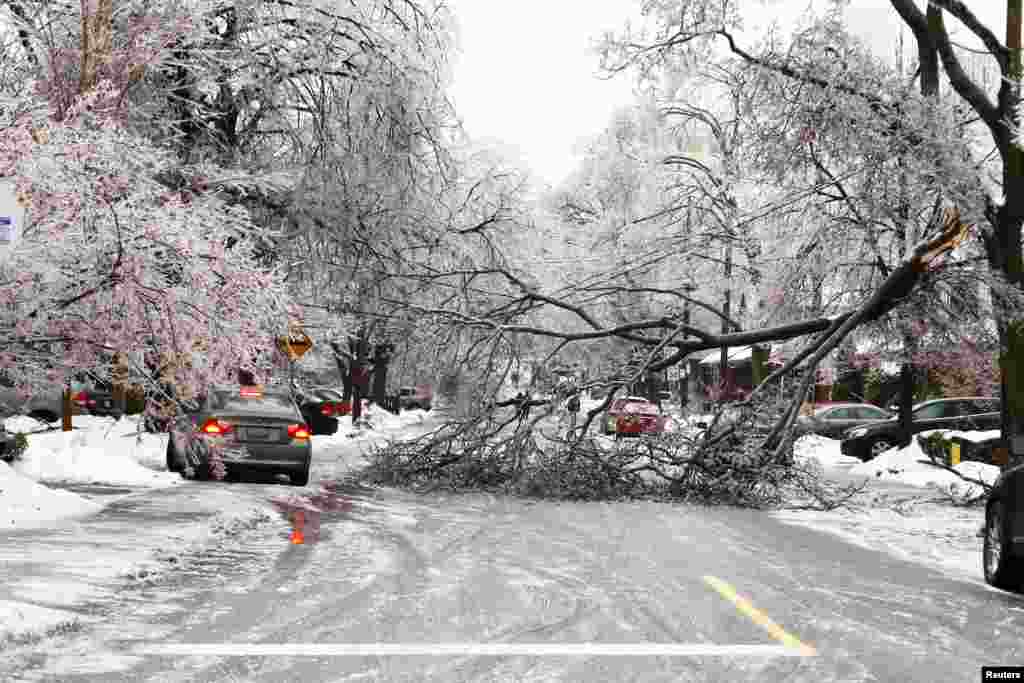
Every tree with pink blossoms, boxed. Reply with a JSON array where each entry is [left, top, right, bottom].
[[0, 84, 291, 412]]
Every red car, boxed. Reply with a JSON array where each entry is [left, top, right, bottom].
[[602, 397, 669, 436]]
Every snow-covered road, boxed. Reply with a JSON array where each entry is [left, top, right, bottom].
[[6, 478, 1024, 681], [3, 417, 1024, 682]]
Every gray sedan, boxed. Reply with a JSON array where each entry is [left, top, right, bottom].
[[795, 402, 892, 439], [165, 386, 312, 486]]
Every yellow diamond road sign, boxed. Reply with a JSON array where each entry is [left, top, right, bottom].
[[278, 328, 313, 360]]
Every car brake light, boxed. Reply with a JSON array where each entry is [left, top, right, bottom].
[[239, 385, 263, 397], [288, 424, 311, 440], [200, 418, 233, 435], [320, 404, 334, 416]]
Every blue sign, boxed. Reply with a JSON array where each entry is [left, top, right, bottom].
[[0, 216, 12, 243]]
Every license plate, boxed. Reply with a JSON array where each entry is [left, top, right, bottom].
[[245, 427, 272, 441], [223, 445, 249, 460]]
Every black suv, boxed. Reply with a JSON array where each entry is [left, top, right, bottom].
[[840, 397, 1000, 461]]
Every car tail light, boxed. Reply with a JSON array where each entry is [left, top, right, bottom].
[[239, 386, 263, 397], [72, 391, 89, 406], [320, 404, 334, 416], [200, 418, 233, 435], [288, 423, 311, 440]]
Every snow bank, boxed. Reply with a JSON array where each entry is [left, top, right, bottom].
[[848, 438, 1001, 495], [9, 415, 178, 488], [793, 435, 861, 469], [0, 600, 84, 646], [773, 499, 986, 585], [0, 461, 101, 530], [941, 429, 1000, 443], [318, 407, 432, 446]]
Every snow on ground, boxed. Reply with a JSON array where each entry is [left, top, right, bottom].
[[793, 434, 862, 469], [0, 600, 83, 647], [319, 407, 433, 445], [846, 436, 1000, 495], [777, 433, 1001, 587], [773, 497, 987, 586], [5, 414, 178, 489], [0, 461, 101, 530], [0, 408, 442, 648]]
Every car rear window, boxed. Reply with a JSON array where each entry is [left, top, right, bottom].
[[622, 401, 658, 415], [210, 390, 298, 418], [314, 389, 342, 401]]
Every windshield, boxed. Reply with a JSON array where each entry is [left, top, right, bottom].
[[210, 390, 298, 418]]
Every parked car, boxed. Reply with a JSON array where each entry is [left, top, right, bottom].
[[795, 402, 892, 439], [0, 425, 18, 462], [70, 378, 119, 417], [0, 374, 106, 422], [398, 385, 433, 411], [291, 387, 340, 436], [309, 387, 347, 413], [602, 396, 670, 437], [983, 461, 1024, 592], [165, 385, 312, 485], [840, 397, 1000, 461]]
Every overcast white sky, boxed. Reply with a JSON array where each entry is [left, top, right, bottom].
[[445, 0, 1007, 189]]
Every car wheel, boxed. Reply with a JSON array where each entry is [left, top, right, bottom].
[[28, 410, 58, 424], [165, 440, 179, 473], [868, 438, 895, 460], [182, 440, 209, 481], [290, 467, 310, 487], [984, 500, 1024, 592]]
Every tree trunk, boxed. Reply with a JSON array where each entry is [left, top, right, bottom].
[[897, 339, 915, 447], [62, 385, 73, 432], [371, 343, 390, 405], [351, 331, 369, 422], [1001, 0, 1024, 467], [80, 0, 114, 95], [329, 341, 352, 401]]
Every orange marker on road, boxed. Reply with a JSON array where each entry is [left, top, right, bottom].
[[290, 511, 305, 544]]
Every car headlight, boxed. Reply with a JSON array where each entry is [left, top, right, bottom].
[[847, 427, 868, 439]]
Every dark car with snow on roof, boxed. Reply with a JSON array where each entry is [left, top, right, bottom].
[[840, 397, 1000, 462], [165, 385, 312, 486]]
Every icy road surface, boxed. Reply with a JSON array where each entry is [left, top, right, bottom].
[[4, 477, 1024, 682]]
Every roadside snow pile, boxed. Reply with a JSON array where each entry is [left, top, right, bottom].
[[773, 495, 986, 585], [942, 429, 1000, 442], [4, 415, 57, 434], [320, 407, 432, 444], [793, 435, 862, 469], [0, 461, 101, 529], [848, 438, 1000, 495], [10, 416, 178, 488], [0, 600, 84, 647]]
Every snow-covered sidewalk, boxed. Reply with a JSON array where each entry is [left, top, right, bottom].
[[775, 433, 1001, 588]]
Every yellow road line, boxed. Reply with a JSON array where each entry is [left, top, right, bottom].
[[703, 575, 817, 657]]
